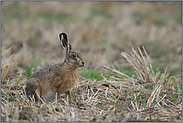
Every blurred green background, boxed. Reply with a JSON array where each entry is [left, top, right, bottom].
[[1, 1, 182, 80]]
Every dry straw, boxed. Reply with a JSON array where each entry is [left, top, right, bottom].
[[103, 46, 182, 121], [1, 46, 182, 122]]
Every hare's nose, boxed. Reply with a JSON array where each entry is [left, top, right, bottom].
[[81, 62, 85, 66]]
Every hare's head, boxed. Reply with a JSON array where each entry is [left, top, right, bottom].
[[59, 33, 85, 68]]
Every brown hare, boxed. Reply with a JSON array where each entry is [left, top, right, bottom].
[[25, 32, 85, 105]]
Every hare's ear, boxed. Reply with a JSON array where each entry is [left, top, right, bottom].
[[68, 43, 72, 51], [59, 33, 71, 55], [59, 33, 68, 50]]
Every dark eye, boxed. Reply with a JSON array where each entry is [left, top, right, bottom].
[[72, 54, 76, 58]]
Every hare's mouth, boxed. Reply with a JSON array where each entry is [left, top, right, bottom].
[[79, 62, 85, 67]]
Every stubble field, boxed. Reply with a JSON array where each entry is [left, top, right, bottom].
[[1, 1, 182, 122]]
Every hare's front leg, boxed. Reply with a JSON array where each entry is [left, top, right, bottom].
[[65, 91, 76, 105], [55, 91, 61, 101]]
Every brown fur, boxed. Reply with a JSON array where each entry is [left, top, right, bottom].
[[25, 33, 85, 105]]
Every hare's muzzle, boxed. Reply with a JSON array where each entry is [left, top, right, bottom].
[[81, 61, 85, 67]]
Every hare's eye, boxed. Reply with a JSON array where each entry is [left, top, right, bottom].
[[72, 54, 76, 58]]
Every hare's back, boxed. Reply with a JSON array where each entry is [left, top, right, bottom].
[[26, 63, 64, 85]]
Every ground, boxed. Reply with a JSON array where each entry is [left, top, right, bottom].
[[1, 1, 182, 122]]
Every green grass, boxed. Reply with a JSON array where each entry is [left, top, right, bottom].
[[3, 5, 29, 21], [171, 94, 176, 100], [121, 110, 125, 116], [100, 101, 105, 109], [167, 90, 171, 97], [132, 11, 146, 22], [154, 18, 165, 27], [123, 35, 129, 43], [26, 60, 40, 77], [3, 4, 71, 24], [81, 68, 102, 81], [89, 7, 112, 19], [143, 99, 147, 107], [178, 79, 182, 90], [27, 29, 42, 45], [84, 7, 112, 23], [38, 11, 70, 23], [99, 39, 107, 46], [120, 67, 135, 77], [100, 102, 108, 116], [108, 93, 115, 100], [80, 68, 115, 81], [80, 62, 181, 95], [153, 40, 168, 56]]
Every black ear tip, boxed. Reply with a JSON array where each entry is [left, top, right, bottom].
[[59, 32, 67, 40]]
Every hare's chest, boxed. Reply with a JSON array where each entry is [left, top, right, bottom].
[[65, 72, 78, 86], [65, 68, 78, 81], [56, 71, 78, 92]]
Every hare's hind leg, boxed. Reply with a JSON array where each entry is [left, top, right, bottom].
[[65, 91, 76, 105], [25, 79, 42, 101]]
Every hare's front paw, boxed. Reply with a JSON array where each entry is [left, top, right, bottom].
[[69, 99, 76, 105]]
